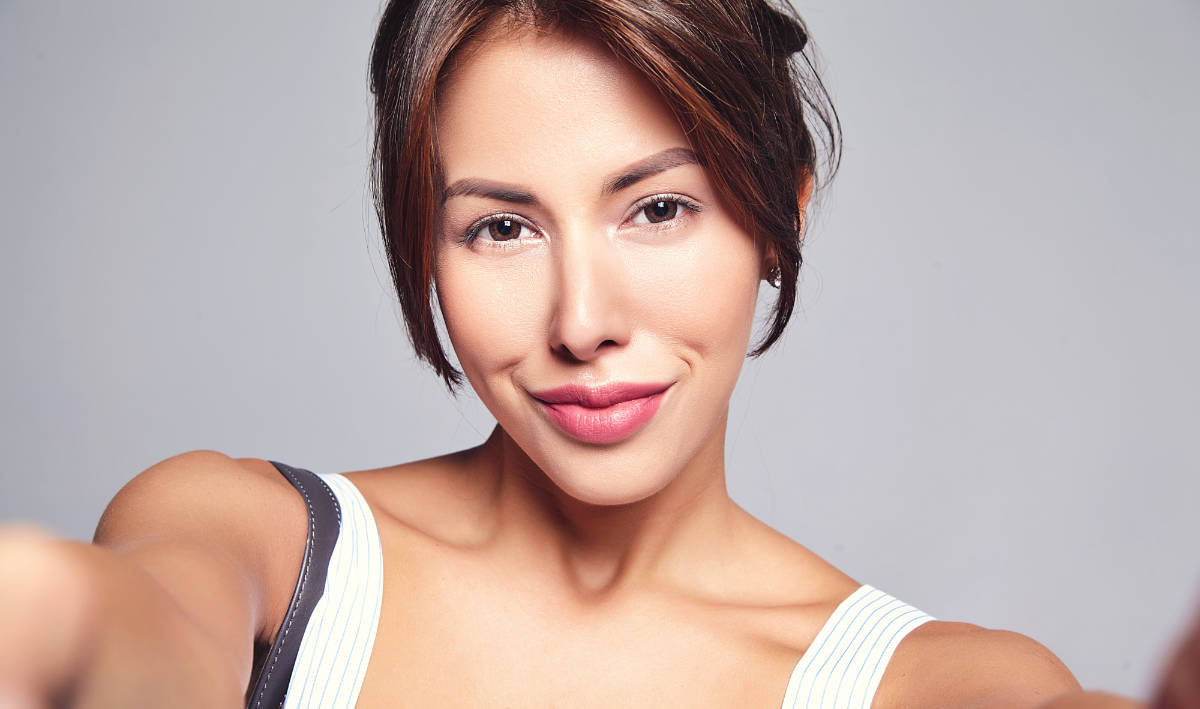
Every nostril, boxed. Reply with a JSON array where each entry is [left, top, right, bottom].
[[556, 343, 583, 363]]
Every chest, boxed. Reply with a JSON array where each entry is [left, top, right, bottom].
[[357, 633, 797, 708], [350, 542, 806, 708]]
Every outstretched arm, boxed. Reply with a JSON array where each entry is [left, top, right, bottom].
[[0, 450, 306, 707], [1038, 690, 1145, 708]]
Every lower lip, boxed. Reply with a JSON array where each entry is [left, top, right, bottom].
[[537, 390, 668, 445]]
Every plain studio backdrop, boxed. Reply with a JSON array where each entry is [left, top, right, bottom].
[[2, 0, 1197, 700]]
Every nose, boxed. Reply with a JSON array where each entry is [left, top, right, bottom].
[[548, 229, 632, 363]]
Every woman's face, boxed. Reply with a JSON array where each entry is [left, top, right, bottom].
[[433, 24, 765, 506]]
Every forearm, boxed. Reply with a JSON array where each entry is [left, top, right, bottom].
[[1, 528, 246, 708]]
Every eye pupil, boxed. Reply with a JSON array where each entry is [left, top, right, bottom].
[[488, 218, 519, 240], [644, 200, 678, 223]]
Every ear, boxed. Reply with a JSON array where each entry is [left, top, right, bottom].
[[797, 171, 814, 222], [763, 173, 816, 279]]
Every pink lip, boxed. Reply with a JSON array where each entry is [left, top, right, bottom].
[[529, 381, 672, 445]]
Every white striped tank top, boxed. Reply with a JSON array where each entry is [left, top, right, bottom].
[[280, 474, 384, 708], [251, 464, 933, 708]]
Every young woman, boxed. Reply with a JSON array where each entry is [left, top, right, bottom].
[[0, 1, 1152, 707]]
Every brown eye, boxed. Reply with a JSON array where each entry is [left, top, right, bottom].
[[487, 218, 522, 241], [643, 199, 678, 223]]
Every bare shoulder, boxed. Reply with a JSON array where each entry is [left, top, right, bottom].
[[873, 620, 1080, 709], [341, 445, 497, 545], [96, 450, 304, 551], [95, 450, 308, 642]]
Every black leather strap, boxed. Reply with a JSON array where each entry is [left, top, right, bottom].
[[245, 461, 341, 709]]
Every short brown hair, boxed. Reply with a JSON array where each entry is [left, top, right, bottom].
[[369, 0, 840, 390]]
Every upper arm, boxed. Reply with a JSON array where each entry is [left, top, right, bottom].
[[873, 621, 1081, 709], [93, 450, 308, 687]]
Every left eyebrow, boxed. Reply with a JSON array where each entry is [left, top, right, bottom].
[[602, 147, 700, 195], [441, 178, 540, 206]]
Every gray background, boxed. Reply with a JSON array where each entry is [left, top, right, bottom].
[[2, 0, 1197, 699]]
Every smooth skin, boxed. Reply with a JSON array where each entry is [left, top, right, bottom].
[[0, 19, 1150, 709]]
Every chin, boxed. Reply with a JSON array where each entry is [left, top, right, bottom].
[[536, 447, 682, 507], [502, 421, 688, 507]]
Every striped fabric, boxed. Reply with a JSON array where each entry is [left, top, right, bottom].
[[778, 585, 933, 709], [272, 471, 925, 708], [281, 473, 384, 709]]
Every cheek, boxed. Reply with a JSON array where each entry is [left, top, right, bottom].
[[627, 227, 761, 361], [435, 254, 550, 380]]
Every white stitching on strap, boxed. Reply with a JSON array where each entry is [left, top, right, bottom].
[[252, 470, 316, 709]]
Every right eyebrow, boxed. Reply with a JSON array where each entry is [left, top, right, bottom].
[[601, 147, 699, 195], [441, 178, 540, 206]]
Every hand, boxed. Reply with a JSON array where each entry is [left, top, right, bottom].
[[1152, 604, 1200, 709], [0, 524, 95, 709]]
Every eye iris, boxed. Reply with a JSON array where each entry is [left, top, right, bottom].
[[644, 200, 677, 223], [488, 218, 519, 240]]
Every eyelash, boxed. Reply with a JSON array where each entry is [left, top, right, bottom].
[[456, 193, 703, 248]]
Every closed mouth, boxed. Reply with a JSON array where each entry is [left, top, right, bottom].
[[529, 381, 673, 408], [528, 381, 674, 444]]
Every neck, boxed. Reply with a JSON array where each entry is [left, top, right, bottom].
[[474, 417, 742, 601]]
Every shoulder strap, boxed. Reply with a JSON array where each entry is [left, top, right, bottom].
[[779, 585, 933, 709], [280, 473, 385, 709], [245, 461, 342, 709]]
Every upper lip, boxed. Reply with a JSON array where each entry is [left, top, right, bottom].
[[529, 381, 672, 408]]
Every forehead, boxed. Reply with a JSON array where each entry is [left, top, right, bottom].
[[434, 22, 690, 186]]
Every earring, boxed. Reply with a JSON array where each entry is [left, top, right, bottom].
[[766, 264, 782, 288]]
